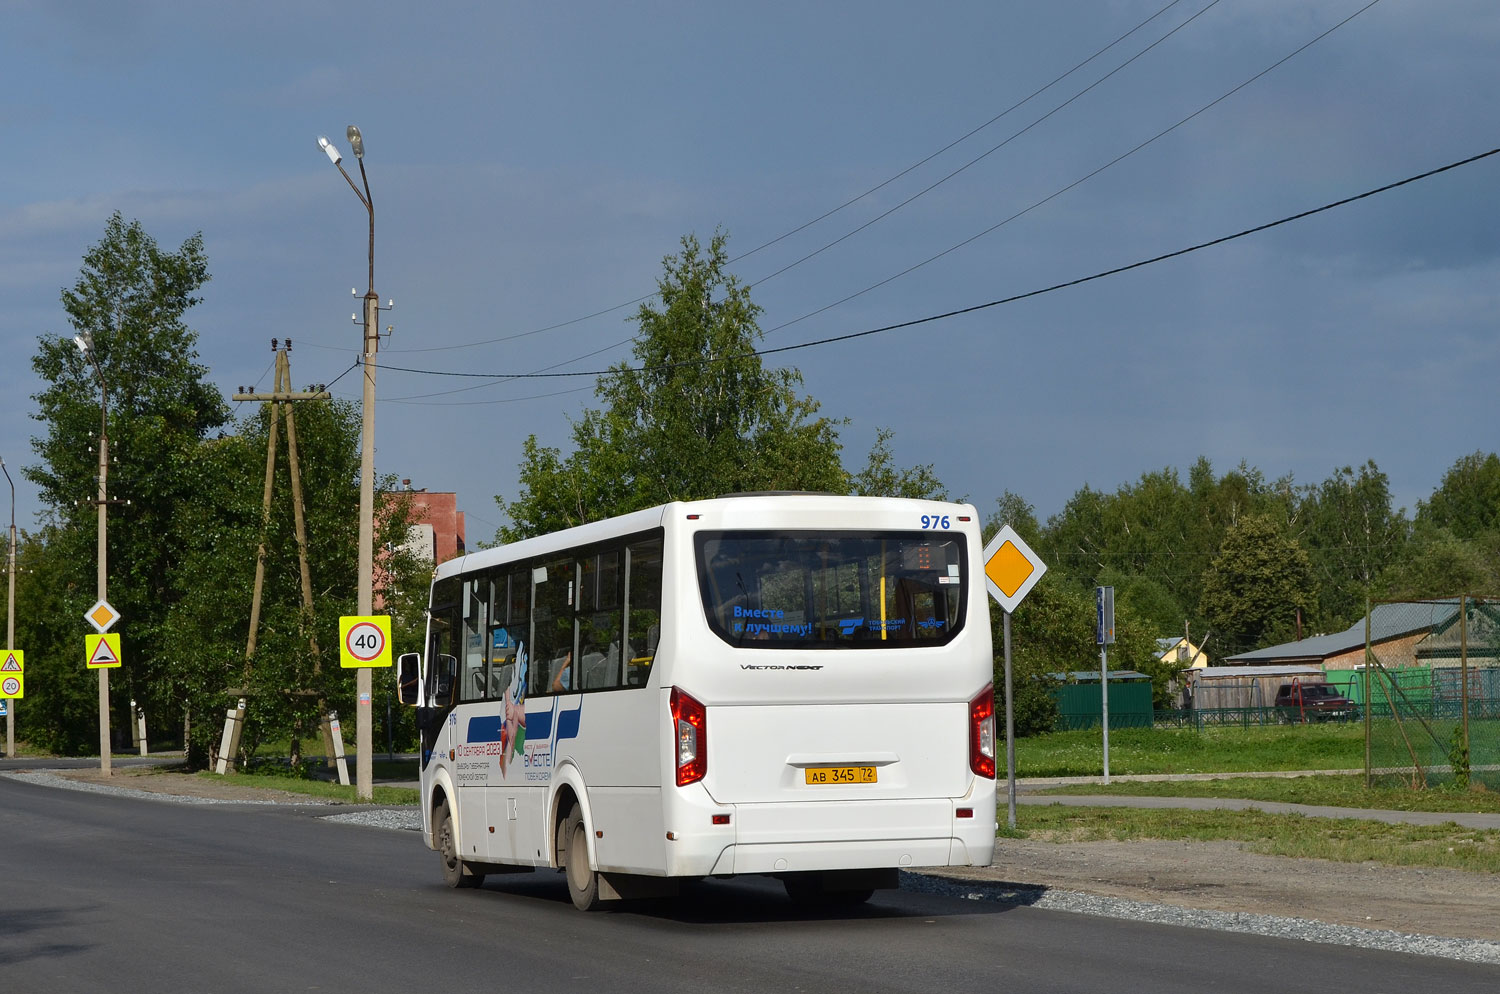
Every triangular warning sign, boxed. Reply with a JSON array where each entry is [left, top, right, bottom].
[[0, 653, 19, 672], [89, 639, 119, 666]]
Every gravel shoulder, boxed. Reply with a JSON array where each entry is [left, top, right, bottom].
[[46, 764, 342, 804], [939, 838, 1500, 944]]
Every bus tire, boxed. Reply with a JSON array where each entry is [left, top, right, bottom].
[[563, 808, 603, 911], [436, 799, 485, 889]]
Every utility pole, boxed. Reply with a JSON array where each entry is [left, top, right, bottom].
[[319, 125, 387, 800], [75, 333, 112, 775], [228, 343, 331, 774]]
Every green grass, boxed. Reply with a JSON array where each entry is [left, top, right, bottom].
[[1031, 774, 1500, 813], [1015, 725, 1366, 777], [369, 757, 418, 781], [1017, 803, 1500, 874], [200, 771, 418, 806]]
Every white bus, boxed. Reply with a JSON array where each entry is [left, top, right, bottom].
[[397, 493, 997, 910]]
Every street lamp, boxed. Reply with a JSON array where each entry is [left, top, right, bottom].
[[318, 125, 378, 800], [2, 455, 16, 758], [74, 332, 113, 775]]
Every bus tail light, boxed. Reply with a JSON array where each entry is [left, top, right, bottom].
[[969, 685, 996, 779], [670, 687, 707, 786]]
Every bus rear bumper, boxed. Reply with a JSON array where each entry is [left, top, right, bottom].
[[663, 795, 996, 876], [715, 838, 968, 875]]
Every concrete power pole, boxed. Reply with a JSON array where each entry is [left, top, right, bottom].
[[319, 125, 385, 801], [74, 334, 112, 775], [3, 456, 15, 758]]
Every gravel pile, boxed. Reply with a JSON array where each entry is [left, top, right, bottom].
[[324, 808, 423, 831], [12, 770, 1498, 965]]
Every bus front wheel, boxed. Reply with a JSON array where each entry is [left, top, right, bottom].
[[436, 799, 485, 889], [563, 808, 603, 911]]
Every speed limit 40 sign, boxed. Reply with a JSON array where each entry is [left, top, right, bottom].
[[338, 616, 393, 669]]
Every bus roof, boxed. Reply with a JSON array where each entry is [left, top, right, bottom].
[[436, 494, 979, 582]]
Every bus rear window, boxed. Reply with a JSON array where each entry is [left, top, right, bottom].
[[695, 531, 966, 648]]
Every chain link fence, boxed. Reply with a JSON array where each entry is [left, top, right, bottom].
[[1353, 598, 1500, 791]]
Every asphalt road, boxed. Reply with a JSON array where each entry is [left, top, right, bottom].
[[2, 776, 1497, 994]]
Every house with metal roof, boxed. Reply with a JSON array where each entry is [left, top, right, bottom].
[[1154, 635, 1209, 668], [1222, 600, 1464, 671]]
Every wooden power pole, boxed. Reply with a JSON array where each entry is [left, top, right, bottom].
[[224, 341, 335, 774]]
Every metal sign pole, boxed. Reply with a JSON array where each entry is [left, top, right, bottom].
[[1003, 609, 1016, 830], [982, 526, 1048, 834], [1100, 644, 1110, 785], [1096, 586, 1115, 786]]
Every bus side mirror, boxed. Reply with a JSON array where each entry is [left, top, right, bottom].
[[397, 652, 421, 706], [431, 653, 457, 708]]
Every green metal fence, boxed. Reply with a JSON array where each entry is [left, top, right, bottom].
[[1360, 597, 1500, 791], [1151, 706, 1364, 730], [1052, 680, 1154, 731]]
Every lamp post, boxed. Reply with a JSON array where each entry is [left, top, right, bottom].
[[2, 455, 15, 759], [318, 126, 377, 800], [75, 332, 112, 775]]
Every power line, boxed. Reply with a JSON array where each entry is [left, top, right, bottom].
[[405, 0, 1376, 385], [374, 0, 1197, 357], [382, 384, 593, 408], [760, 0, 1387, 338], [746, 0, 1226, 291], [733, 0, 1196, 268], [371, 143, 1500, 383]]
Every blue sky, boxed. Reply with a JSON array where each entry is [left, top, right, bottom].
[[2, 1, 1497, 542]]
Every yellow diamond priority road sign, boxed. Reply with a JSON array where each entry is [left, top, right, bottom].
[[85, 599, 121, 633], [981, 525, 1047, 614]]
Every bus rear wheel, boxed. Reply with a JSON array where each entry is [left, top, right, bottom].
[[563, 808, 603, 911], [436, 799, 485, 889]]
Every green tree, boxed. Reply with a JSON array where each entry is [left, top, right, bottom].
[[1296, 461, 1408, 628], [24, 214, 228, 748], [988, 489, 1042, 547], [162, 398, 424, 764], [498, 232, 934, 541], [1375, 527, 1500, 600], [1417, 451, 1500, 541], [849, 427, 948, 500], [1036, 459, 1301, 644], [1199, 514, 1318, 653], [10, 525, 100, 754]]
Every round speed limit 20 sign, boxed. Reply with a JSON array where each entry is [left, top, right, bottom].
[[338, 615, 393, 669]]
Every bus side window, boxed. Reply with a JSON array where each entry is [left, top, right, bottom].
[[531, 558, 573, 696], [625, 539, 663, 686], [460, 577, 489, 702], [577, 550, 623, 690]]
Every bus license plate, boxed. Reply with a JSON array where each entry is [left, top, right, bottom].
[[804, 766, 877, 785]]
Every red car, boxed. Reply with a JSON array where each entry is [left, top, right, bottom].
[[1274, 682, 1360, 723]]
